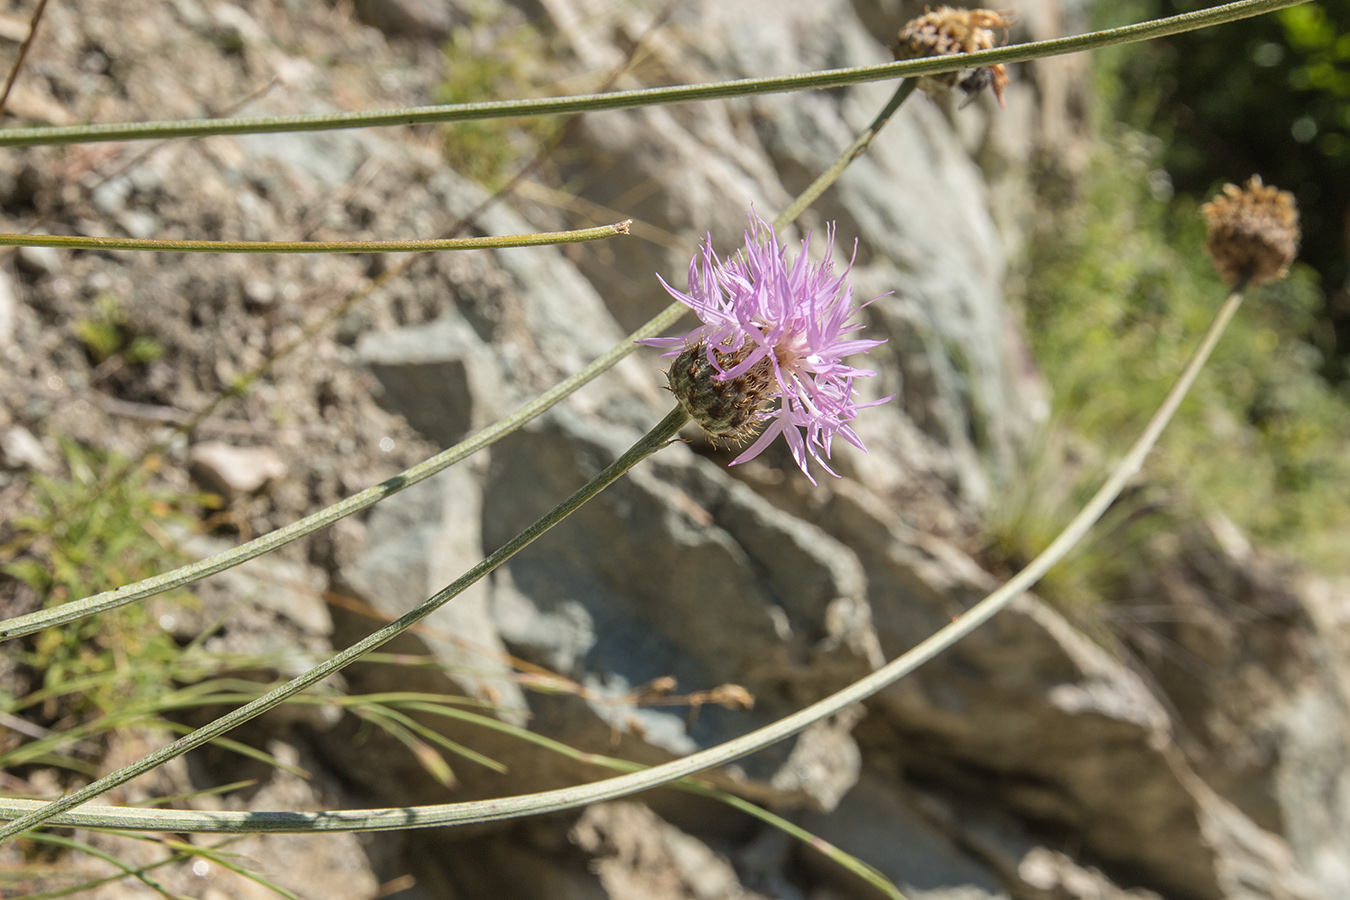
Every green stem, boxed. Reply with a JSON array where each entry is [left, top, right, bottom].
[[0, 0, 1305, 148], [0, 222, 629, 254], [0, 289, 1246, 835], [21, 831, 178, 898], [0, 406, 690, 843]]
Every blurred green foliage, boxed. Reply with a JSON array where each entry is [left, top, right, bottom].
[[1, 443, 194, 722], [437, 16, 563, 188], [75, 293, 165, 366], [1018, 129, 1350, 575], [1101, 0, 1350, 380]]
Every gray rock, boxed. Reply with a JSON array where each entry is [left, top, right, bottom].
[[804, 773, 1009, 900], [313, 0, 1340, 894], [188, 441, 289, 498], [209, 2, 267, 47], [1017, 848, 1163, 900], [56, 735, 377, 899], [15, 242, 61, 276], [340, 460, 528, 719], [352, 0, 459, 42], [572, 802, 767, 900], [1102, 518, 1350, 900], [0, 425, 51, 472], [555, 0, 1040, 504], [235, 130, 374, 191], [173, 532, 334, 649], [117, 209, 161, 240], [768, 708, 865, 813], [91, 174, 133, 215], [358, 313, 503, 448], [200, 554, 330, 646], [10, 1, 1343, 898]]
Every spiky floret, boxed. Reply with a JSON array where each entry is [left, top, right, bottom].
[[666, 343, 778, 447], [640, 213, 891, 484]]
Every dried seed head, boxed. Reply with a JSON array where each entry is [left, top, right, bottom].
[[667, 341, 778, 447], [1202, 175, 1300, 287], [894, 6, 1015, 107]]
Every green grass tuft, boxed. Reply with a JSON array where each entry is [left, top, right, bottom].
[[437, 16, 564, 189], [2, 442, 200, 723]]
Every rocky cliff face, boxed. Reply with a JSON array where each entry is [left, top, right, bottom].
[[1, 1, 1348, 899]]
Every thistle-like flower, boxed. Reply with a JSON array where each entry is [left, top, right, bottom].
[[1201, 175, 1300, 287], [894, 6, 1015, 107], [640, 214, 890, 484]]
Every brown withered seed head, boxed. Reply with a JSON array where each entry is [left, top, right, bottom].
[[667, 341, 779, 447], [894, 6, 1015, 107], [1202, 175, 1300, 287]]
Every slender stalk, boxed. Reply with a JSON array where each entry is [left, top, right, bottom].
[[775, 80, 917, 228], [0, 0, 1305, 148], [0, 222, 630, 254], [21, 831, 178, 898], [0, 407, 690, 843], [0, 0, 48, 120], [0, 75, 917, 642], [682, 785, 908, 900], [0, 288, 1247, 835]]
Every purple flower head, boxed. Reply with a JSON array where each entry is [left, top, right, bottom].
[[640, 213, 891, 484]]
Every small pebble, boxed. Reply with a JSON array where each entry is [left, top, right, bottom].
[[189, 441, 288, 498]]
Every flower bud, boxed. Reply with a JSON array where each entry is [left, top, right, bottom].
[[667, 342, 777, 446]]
